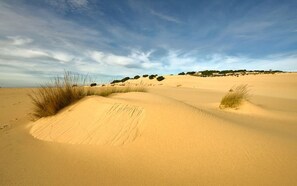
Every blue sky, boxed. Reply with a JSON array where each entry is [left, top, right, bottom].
[[0, 0, 297, 87]]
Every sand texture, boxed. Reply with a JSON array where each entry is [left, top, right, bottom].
[[1, 73, 297, 185]]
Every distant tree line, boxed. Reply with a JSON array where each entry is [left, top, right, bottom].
[[177, 69, 283, 77]]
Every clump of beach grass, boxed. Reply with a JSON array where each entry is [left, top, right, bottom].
[[219, 84, 249, 109], [96, 85, 146, 97], [29, 72, 146, 118]]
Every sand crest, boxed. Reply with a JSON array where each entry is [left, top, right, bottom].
[[31, 96, 145, 145]]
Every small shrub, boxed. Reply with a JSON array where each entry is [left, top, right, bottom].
[[156, 76, 165, 81], [178, 72, 185, 75], [220, 84, 249, 109], [121, 77, 130, 82], [111, 77, 130, 84], [186, 71, 196, 75], [143, 74, 148, 77], [90, 83, 97, 87], [111, 80, 121, 84], [134, 75, 140, 79], [149, 75, 156, 79]]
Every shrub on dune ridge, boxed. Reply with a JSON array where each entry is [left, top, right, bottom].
[[111, 77, 130, 84], [134, 75, 140, 79], [220, 84, 249, 109], [156, 76, 165, 81], [149, 75, 156, 79], [29, 72, 146, 118]]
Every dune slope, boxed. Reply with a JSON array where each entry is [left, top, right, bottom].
[[31, 96, 145, 145], [28, 90, 297, 185]]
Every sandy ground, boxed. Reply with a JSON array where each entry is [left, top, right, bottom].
[[1, 73, 297, 185]]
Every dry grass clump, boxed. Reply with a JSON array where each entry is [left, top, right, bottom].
[[220, 84, 249, 109], [96, 86, 146, 97], [29, 72, 146, 118]]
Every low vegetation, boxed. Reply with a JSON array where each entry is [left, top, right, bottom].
[[111, 80, 121, 84], [186, 71, 196, 75], [220, 84, 249, 109], [178, 72, 185, 75], [97, 86, 146, 97], [111, 76, 130, 84], [197, 69, 283, 77], [156, 76, 165, 81], [149, 74, 157, 79], [90, 83, 97, 87], [29, 72, 146, 118]]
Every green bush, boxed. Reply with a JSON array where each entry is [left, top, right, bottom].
[[186, 71, 196, 75], [111, 77, 130, 84], [90, 83, 97, 87], [121, 77, 130, 82], [149, 75, 156, 79], [156, 76, 165, 81], [178, 72, 185, 75], [134, 75, 140, 79], [111, 80, 121, 84]]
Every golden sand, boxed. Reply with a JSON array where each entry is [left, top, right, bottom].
[[1, 73, 297, 185]]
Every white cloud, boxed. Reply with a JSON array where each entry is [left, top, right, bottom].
[[89, 50, 161, 69], [50, 51, 74, 62], [0, 1, 100, 44], [194, 53, 297, 71], [150, 10, 181, 24], [129, 49, 153, 64], [0, 39, 75, 63], [0, 48, 49, 58], [90, 51, 135, 66], [7, 36, 33, 45]]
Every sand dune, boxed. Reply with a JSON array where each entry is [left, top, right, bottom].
[[31, 96, 145, 145], [1, 73, 297, 185]]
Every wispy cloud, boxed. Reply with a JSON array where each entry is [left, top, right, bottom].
[[0, 38, 75, 63], [46, 0, 89, 13], [150, 10, 181, 24], [69, 0, 88, 7], [90, 51, 136, 67], [89, 50, 161, 69], [6, 36, 33, 46]]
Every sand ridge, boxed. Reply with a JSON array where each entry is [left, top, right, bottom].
[[30, 96, 146, 145]]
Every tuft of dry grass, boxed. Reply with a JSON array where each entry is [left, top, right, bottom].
[[219, 84, 249, 109], [29, 72, 146, 118], [95, 86, 146, 97]]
